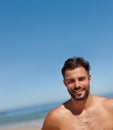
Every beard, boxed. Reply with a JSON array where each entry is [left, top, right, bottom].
[[67, 85, 90, 101]]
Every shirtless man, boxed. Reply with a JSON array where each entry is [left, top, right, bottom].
[[41, 57, 113, 130]]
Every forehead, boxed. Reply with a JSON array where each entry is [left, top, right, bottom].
[[64, 67, 87, 78]]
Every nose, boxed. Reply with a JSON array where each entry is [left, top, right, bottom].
[[74, 80, 80, 88]]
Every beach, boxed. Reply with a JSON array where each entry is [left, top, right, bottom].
[[0, 125, 41, 130], [0, 101, 62, 130], [0, 118, 43, 130]]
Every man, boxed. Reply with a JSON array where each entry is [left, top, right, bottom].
[[41, 57, 113, 130]]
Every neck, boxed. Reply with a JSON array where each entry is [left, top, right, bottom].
[[70, 94, 93, 114]]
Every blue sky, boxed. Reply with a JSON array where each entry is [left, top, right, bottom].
[[0, 0, 113, 111]]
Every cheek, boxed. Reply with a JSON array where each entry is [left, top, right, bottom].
[[66, 84, 73, 91]]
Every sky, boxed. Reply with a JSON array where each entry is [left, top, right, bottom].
[[0, 0, 113, 111]]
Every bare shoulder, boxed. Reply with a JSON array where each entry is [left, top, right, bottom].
[[45, 104, 66, 119], [103, 97, 113, 111], [94, 95, 113, 111], [41, 103, 67, 130]]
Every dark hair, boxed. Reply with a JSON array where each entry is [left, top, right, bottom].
[[61, 57, 91, 77]]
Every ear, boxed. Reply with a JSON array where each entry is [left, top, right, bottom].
[[88, 74, 91, 81], [63, 79, 67, 87]]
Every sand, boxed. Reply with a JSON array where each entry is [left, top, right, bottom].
[[0, 126, 41, 130], [1, 126, 41, 130], [0, 119, 43, 130]]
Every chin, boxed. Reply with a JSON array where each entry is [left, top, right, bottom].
[[73, 93, 89, 101]]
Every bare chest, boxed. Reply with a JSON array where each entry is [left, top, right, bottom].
[[60, 120, 113, 130], [59, 113, 113, 130]]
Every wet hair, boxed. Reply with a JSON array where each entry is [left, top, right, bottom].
[[61, 56, 91, 77]]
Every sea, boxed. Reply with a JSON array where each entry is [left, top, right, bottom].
[[0, 100, 64, 129], [0, 93, 112, 129]]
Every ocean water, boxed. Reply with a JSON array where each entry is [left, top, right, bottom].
[[0, 100, 63, 127], [0, 93, 112, 127]]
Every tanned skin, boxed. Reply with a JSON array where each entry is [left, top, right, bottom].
[[41, 67, 113, 130]]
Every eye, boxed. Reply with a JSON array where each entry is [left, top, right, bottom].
[[66, 79, 75, 84], [78, 76, 86, 81]]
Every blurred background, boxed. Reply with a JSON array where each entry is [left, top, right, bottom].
[[0, 0, 113, 129]]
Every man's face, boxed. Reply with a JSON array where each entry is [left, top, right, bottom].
[[63, 67, 91, 101]]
